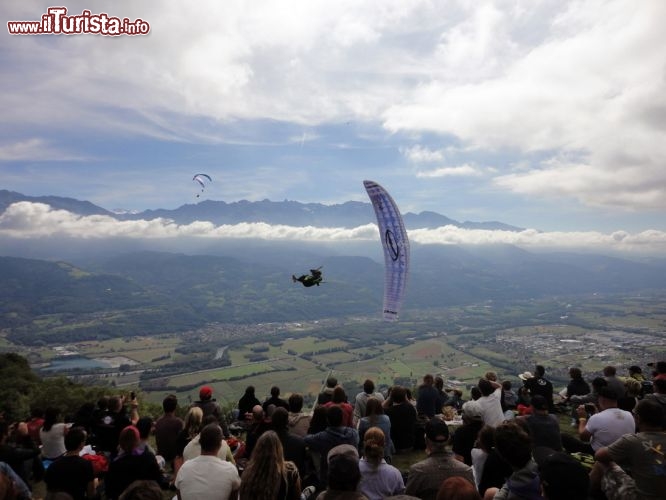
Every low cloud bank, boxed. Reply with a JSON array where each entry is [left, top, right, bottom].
[[2, 202, 665, 255]]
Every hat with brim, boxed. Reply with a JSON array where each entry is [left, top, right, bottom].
[[518, 371, 534, 381]]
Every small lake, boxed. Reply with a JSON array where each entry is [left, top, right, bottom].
[[39, 356, 113, 371]]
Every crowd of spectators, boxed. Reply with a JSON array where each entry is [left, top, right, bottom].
[[1, 361, 665, 500]]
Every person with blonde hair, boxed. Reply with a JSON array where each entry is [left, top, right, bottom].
[[239, 430, 301, 500], [173, 406, 203, 477], [358, 426, 404, 500]]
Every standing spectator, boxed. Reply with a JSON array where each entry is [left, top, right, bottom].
[[239, 430, 301, 500], [650, 360, 666, 381], [154, 394, 183, 468], [44, 426, 95, 500], [0, 421, 40, 486], [353, 379, 384, 427], [405, 417, 474, 500], [592, 398, 666, 500], [384, 386, 417, 453], [323, 387, 353, 428], [262, 386, 290, 413], [287, 393, 311, 438], [175, 423, 240, 500], [358, 427, 405, 499], [645, 378, 666, 425], [357, 398, 393, 462]]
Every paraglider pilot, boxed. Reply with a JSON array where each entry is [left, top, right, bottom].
[[292, 268, 323, 287]]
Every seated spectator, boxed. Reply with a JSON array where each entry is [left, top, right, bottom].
[[105, 426, 164, 500], [182, 415, 235, 464], [287, 393, 311, 438], [118, 480, 162, 500], [93, 396, 132, 456], [0, 461, 32, 500], [192, 386, 230, 438], [564, 387, 635, 455], [154, 394, 183, 468], [40, 407, 68, 460], [405, 418, 474, 500], [481, 421, 541, 500], [477, 379, 505, 428], [452, 401, 484, 466], [436, 476, 482, 500], [175, 423, 240, 500], [272, 407, 307, 478], [384, 386, 417, 453], [263, 386, 290, 414], [317, 377, 338, 406], [522, 365, 554, 413], [501, 381, 517, 411], [304, 405, 359, 486], [592, 398, 666, 500], [519, 395, 563, 455], [44, 426, 95, 500], [645, 378, 666, 426], [173, 406, 203, 477], [537, 451, 589, 500], [25, 408, 44, 446], [0, 421, 40, 485], [317, 444, 368, 500], [239, 430, 301, 500], [417, 374, 440, 418], [473, 426, 512, 496], [435, 376, 450, 412], [603, 365, 627, 400], [353, 379, 385, 427], [358, 427, 404, 499], [357, 398, 393, 463], [324, 387, 354, 428], [237, 385, 261, 419], [245, 404, 272, 458]]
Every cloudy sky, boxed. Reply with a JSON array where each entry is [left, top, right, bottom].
[[2, 0, 665, 254]]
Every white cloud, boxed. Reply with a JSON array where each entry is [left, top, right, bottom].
[[2, 202, 665, 255], [401, 145, 445, 163], [416, 164, 483, 178], [0, 138, 89, 161]]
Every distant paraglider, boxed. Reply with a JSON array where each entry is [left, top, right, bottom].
[[363, 180, 410, 321], [193, 173, 212, 198], [292, 267, 323, 287]]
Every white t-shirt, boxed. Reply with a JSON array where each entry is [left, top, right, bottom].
[[175, 454, 240, 500], [477, 388, 505, 427], [183, 434, 234, 464], [40, 423, 67, 459], [586, 407, 635, 451]]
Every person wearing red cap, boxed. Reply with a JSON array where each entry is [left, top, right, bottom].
[[192, 386, 230, 438]]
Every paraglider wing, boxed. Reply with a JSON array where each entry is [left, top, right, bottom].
[[192, 174, 212, 193], [363, 180, 410, 321]]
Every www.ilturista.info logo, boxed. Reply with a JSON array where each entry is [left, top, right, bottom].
[[7, 6, 150, 36]]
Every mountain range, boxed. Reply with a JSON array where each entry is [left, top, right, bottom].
[[0, 189, 521, 231], [2, 190, 666, 345]]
